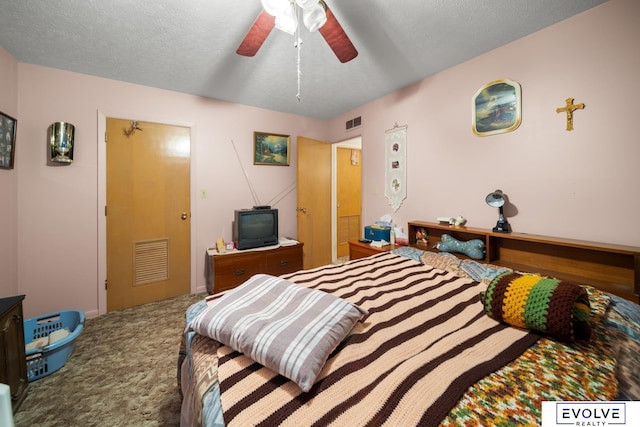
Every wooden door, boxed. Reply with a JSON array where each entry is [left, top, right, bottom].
[[336, 148, 362, 257], [297, 136, 332, 269], [106, 119, 190, 311]]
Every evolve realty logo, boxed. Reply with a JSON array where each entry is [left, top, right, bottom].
[[542, 402, 640, 426]]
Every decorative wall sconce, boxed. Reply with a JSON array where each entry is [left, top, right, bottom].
[[48, 122, 75, 164]]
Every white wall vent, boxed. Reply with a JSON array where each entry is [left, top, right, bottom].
[[134, 239, 169, 285]]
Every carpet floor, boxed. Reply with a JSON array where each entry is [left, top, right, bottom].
[[14, 292, 206, 427]]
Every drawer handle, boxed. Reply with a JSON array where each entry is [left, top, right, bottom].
[[234, 268, 246, 276], [279, 260, 289, 266]]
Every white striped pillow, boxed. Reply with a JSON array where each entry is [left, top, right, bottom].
[[189, 274, 368, 392]]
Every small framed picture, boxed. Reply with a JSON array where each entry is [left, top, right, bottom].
[[254, 131, 290, 166], [0, 111, 17, 169], [472, 78, 522, 137]]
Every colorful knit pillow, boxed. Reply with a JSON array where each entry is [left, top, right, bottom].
[[479, 272, 591, 343]]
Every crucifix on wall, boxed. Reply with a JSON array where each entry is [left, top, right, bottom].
[[556, 97, 585, 131]]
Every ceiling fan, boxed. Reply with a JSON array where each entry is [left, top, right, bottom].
[[237, 0, 358, 63]]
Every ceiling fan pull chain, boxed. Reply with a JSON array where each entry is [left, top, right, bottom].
[[295, 4, 302, 102], [296, 37, 302, 102]]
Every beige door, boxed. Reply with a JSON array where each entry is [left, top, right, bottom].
[[336, 148, 362, 258], [106, 119, 190, 312], [297, 136, 332, 269]]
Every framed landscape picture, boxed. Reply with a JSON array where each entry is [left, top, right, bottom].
[[0, 111, 17, 169], [254, 131, 290, 166], [472, 79, 521, 137]]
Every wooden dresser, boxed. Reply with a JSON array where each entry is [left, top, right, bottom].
[[205, 243, 304, 293], [0, 295, 28, 412]]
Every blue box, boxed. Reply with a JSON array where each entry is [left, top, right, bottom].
[[364, 225, 391, 242]]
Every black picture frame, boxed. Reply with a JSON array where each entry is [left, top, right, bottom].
[[0, 111, 17, 169]]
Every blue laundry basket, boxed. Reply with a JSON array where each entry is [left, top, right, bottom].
[[23, 309, 85, 382]]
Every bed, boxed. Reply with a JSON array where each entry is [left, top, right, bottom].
[[178, 245, 640, 426]]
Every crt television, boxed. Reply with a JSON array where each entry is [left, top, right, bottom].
[[232, 208, 279, 250]]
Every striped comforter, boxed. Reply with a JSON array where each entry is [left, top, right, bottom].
[[180, 252, 539, 426]]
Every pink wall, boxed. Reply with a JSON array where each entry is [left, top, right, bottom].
[[1, 0, 639, 318], [329, 0, 640, 248], [0, 46, 18, 298], [11, 65, 326, 318]]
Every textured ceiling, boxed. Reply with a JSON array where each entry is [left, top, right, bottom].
[[0, 0, 606, 120]]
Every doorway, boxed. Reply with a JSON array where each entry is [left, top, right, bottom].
[[297, 135, 362, 267], [297, 136, 333, 269], [333, 137, 362, 262], [105, 118, 191, 311]]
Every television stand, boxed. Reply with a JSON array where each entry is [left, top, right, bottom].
[[205, 243, 303, 294]]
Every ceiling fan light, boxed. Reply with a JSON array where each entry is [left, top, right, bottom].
[[275, 5, 297, 35], [303, 4, 327, 32], [262, 0, 287, 16]]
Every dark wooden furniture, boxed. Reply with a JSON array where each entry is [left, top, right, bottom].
[[348, 240, 402, 260], [0, 295, 28, 412], [408, 221, 640, 303], [206, 243, 304, 293]]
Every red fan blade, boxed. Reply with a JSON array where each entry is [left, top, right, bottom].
[[237, 10, 276, 57], [318, 2, 358, 63]]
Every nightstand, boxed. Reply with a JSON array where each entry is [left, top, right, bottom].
[[348, 240, 402, 260]]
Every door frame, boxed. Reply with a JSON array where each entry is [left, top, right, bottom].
[[97, 110, 198, 316], [331, 136, 362, 263]]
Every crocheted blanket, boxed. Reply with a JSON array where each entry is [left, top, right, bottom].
[[181, 253, 539, 426]]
